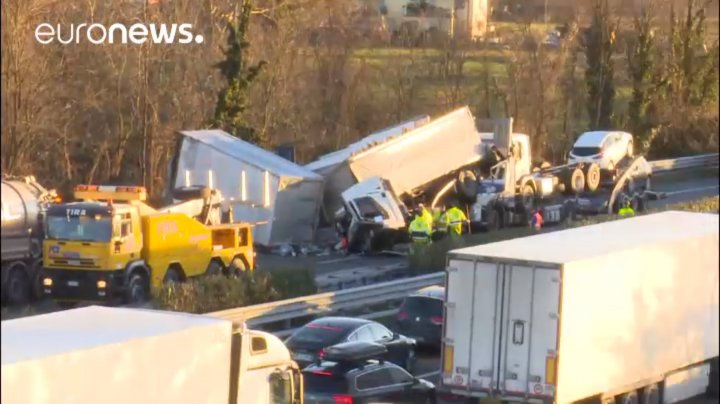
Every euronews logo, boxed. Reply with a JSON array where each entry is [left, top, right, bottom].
[[35, 23, 204, 45]]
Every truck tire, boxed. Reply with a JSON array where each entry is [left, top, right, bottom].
[[163, 268, 182, 285], [228, 257, 248, 276], [206, 260, 224, 276], [172, 185, 212, 201], [7, 263, 31, 306], [520, 182, 536, 213], [456, 170, 478, 203], [584, 163, 602, 193], [126, 272, 149, 305], [487, 207, 505, 231], [31, 259, 45, 300], [565, 168, 585, 195]]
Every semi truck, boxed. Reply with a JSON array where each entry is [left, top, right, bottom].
[[339, 117, 657, 252], [466, 120, 658, 231], [334, 106, 483, 251], [41, 184, 255, 306], [1, 175, 58, 305], [1, 305, 304, 404], [439, 211, 719, 404]]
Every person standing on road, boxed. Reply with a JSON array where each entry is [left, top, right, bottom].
[[530, 208, 544, 231], [408, 212, 432, 255], [619, 200, 635, 217], [444, 201, 468, 237], [431, 206, 447, 240]]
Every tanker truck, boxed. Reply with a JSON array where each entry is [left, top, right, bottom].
[[1, 175, 58, 305]]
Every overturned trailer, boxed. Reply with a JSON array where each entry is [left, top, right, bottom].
[[306, 115, 431, 221], [169, 130, 324, 247]]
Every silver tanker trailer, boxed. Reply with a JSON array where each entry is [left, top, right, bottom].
[[1, 175, 57, 305]]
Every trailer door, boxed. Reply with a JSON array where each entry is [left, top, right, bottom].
[[442, 260, 501, 395], [496, 265, 560, 400]]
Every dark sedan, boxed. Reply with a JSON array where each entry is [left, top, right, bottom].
[[285, 317, 416, 371], [303, 342, 435, 404], [395, 286, 445, 348]]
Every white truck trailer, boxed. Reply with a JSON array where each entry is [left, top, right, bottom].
[[439, 211, 719, 404], [1, 306, 303, 404]]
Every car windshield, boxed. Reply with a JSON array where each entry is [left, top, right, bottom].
[[572, 146, 602, 157], [46, 215, 113, 242], [401, 297, 443, 317], [288, 323, 350, 346], [303, 371, 348, 394]]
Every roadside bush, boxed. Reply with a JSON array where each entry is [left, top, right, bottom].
[[154, 272, 280, 314], [408, 196, 719, 273], [266, 267, 317, 299], [647, 114, 719, 159]]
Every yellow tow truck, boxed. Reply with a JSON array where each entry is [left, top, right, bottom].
[[41, 184, 255, 305]]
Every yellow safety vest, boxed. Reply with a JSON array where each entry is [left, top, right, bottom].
[[421, 208, 433, 228], [445, 207, 467, 236], [408, 216, 431, 243], [619, 207, 635, 217]]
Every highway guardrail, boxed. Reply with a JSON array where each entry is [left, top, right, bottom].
[[209, 272, 444, 330], [650, 153, 719, 174]]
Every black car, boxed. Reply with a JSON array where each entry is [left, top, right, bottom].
[[303, 341, 436, 404], [285, 317, 416, 371], [395, 286, 445, 348]]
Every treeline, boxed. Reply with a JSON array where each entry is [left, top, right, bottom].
[[1, 0, 717, 197]]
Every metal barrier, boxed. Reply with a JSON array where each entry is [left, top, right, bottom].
[[650, 153, 719, 173], [209, 272, 443, 327]]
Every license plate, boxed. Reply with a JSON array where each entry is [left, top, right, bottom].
[[293, 352, 313, 362], [67, 281, 79, 287]]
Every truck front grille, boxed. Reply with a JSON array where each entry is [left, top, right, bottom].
[[51, 258, 98, 268]]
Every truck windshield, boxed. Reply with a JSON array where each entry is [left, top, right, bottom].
[[46, 215, 113, 242]]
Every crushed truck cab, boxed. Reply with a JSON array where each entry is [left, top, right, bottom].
[[42, 185, 254, 305]]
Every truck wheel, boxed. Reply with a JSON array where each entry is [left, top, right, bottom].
[[228, 257, 247, 276], [31, 260, 45, 300], [584, 163, 602, 193], [520, 183, 535, 213], [568, 168, 585, 194], [163, 268, 182, 285], [7, 263, 31, 306], [126, 273, 149, 305], [641, 384, 660, 404], [487, 207, 504, 231], [206, 260, 223, 276]]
